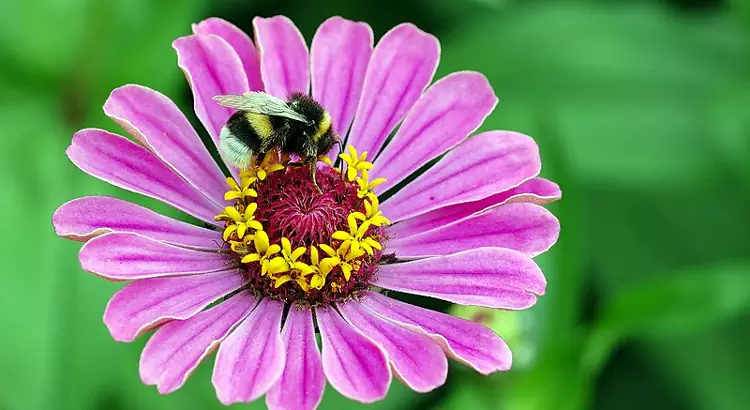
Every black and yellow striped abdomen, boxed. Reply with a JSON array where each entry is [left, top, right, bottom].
[[225, 111, 280, 153]]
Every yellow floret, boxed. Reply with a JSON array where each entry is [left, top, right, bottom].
[[240, 231, 281, 275], [355, 169, 386, 199], [339, 145, 374, 182], [351, 196, 391, 227], [215, 203, 263, 240], [242, 151, 286, 181]]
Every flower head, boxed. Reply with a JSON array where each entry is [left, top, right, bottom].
[[53, 15, 561, 410]]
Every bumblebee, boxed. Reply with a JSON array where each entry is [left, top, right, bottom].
[[214, 91, 339, 187]]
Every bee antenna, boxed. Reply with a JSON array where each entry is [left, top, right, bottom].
[[336, 140, 344, 153]]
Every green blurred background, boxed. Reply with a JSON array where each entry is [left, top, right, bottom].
[[2, 0, 750, 409]]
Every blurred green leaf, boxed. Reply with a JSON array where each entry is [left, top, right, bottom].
[[438, 2, 749, 188], [645, 317, 750, 410], [77, 0, 208, 130], [500, 342, 589, 410], [319, 379, 424, 410], [434, 371, 499, 410], [603, 264, 750, 337], [0, 0, 89, 82], [0, 94, 69, 410], [709, 81, 750, 185], [584, 263, 750, 375], [587, 182, 750, 294]]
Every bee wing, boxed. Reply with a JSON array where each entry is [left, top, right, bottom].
[[213, 92, 310, 123]]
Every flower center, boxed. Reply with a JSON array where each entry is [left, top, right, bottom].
[[257, 166, 357, 246], [215, 147, 390, 305]]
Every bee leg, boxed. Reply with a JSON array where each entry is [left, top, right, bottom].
[[304, 157, 322, 194], [312, 166, 322, 193]]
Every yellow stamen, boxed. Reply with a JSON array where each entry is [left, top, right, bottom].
[[270, 243, 315, 290], [224, 176, 258, 201], [318, 155, 333, 166], [228, 236, 254, 254], [242, 151, 286, 181], [320, 242, 361, 281], [356, 169, 386, 199], [351, 196, 391, 227], [240, 231, 281, 275], [274, 275, 292, 288], [339, 145, 374, 182], [215, 203, 263, 239], [310, 274, 325, 290], [332, 215, 379, 256], [306, 245, 337, 290], [267, 237, 313, 276]]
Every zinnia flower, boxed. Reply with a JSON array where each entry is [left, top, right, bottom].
[[52, 15, 561, 409]]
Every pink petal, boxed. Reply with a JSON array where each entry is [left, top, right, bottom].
[[491, 177, 562, 205], [315, 307, 391, 403], [346, 23, 440, 157], [103, 270, 245, 342], [380, 131, 541, 222], [52, 196, 221, 249], [374, 247, 546, 309], [103, 84, 227, 205], [392, 177, 561, 237], [79, 232, 231, 281], [173, 34, 250, 159], [388, 203, 560, 258], [361, 292, 511, 374], [374, 72, 497, 192], [266, 307, 325, 410], [140, 291, 257, 394], [213, 298, 286, 405], [253, 16, 309, 98], [337, 301, 447, 393], [311, 16, 373, 155], [193, 17, 263, 91], [66, 128, 221, 224]]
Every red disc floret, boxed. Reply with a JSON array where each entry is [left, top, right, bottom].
[[256, 166, 362, 247]]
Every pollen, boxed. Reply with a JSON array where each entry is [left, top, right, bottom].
[[216, 148, 390, 305]]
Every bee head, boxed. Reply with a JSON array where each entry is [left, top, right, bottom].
[[315, 120, 338, 156], [289, 93, 336, 155], [312, 110, 332, 138]]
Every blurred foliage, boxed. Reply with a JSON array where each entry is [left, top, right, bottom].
[[1, 0, 749, 409]]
